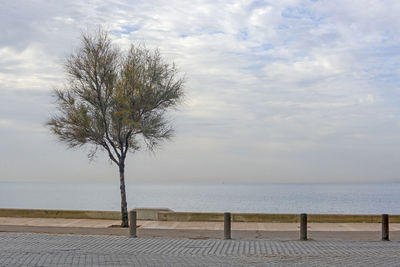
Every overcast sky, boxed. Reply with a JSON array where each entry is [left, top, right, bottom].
[[1, 0, 400, 183]]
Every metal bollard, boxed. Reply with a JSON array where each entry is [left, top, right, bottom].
[[224, 212, 231, 240], [300, 213, 307, 241], [382, 214, 389, 241], [129, 210, 137, 238]]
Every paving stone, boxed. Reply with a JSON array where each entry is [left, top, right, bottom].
[[0, 233, 399, 266]]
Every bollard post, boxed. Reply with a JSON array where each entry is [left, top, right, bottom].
[[300, 213, 307, 241], [382, 214, 389, 241], [129, 210, 137, 238], [224, 212, 231, 240]]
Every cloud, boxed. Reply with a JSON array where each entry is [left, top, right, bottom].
[[359, 94, 374, 104], [1, 0, 400, 182], [0, 46, 61, 90], [0, 119, 45, 133]]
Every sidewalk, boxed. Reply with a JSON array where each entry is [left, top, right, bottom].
[[1, 232, 400, 266], [1, 216, 399, 240], [2, 216, 400, 231]]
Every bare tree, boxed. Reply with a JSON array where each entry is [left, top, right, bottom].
[[47, 29, 185, 227]]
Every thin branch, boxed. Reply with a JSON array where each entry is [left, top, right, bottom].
[[102, 141, 119, 165], [122, 129, 133, 158], [105, 134, 121, 159]]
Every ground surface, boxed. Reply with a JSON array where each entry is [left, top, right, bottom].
[[0, 232, 399, 266], [1, 217, 400, 240], [3, 217, 400, 231]]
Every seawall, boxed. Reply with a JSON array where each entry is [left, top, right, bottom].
[[1, 208, 400, 223]]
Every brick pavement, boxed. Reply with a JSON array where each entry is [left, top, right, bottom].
[[0, 233, 399, 266]]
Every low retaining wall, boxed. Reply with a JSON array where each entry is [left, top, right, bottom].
[[0, 208, 121, 220], [307, 214, 400, 223], [1, 208, 399, 223], [156, 212, 301, 222], [0, 208, 172, 221], [134, 208, 173, 220], [157, 212, 400, 223]]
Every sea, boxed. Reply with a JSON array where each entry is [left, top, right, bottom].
[[0, 182, 399, 214]]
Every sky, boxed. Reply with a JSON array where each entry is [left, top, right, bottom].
[[1, 0, 400, 183]]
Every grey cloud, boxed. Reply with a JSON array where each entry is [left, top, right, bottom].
[[1, 0, 400, 183]]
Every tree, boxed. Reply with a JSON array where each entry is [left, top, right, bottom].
[[47, 29, 185, 227]]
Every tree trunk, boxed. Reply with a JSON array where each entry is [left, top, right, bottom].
[[119, 163, 129, 227]]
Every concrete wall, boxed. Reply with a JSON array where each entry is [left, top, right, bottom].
[[157, 212, 400, 223], [0, 208, 121, 220], [0, 208, 172, 221], [1, 208, 399, 223], [134, 208, 173, 220]]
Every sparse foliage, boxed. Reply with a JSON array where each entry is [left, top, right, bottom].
[[47, 29, 185, 227]]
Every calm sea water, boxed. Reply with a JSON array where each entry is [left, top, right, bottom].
[[0, 182, 399, 214]]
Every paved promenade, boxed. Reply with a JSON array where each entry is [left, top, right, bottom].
[[0, 217, 400, 241], [1, 232, 399, 266], [1, 217, 400, 240], [3, 217, 400, 232]]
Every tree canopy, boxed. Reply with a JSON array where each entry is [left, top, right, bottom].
[[48, 30, 184, 163], [47, 29, 185, 226]]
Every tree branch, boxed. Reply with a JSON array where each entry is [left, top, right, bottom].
[[105, 134, 121, 159], [102, 141, 119, 165], [122, 129, 133, 158]]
